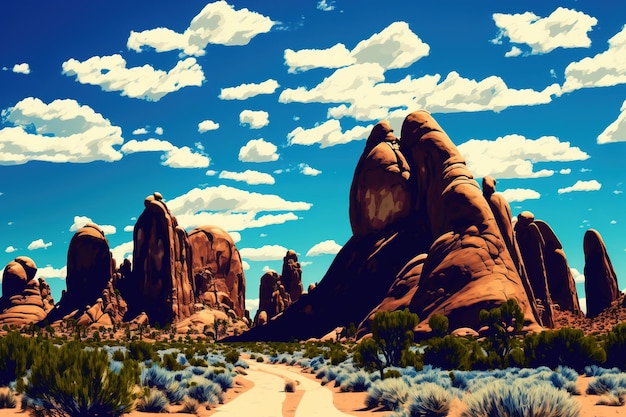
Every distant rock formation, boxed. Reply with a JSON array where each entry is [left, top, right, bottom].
[[230, 111, 540, 342], [0, 257, 53, 327], [254, 270, 291, 324], [45, 224, 120, 324], [281, 250, 303, 303], [188, 225, 247, 318], [584, 229, 619, 317], [126, 192, 194, 326]]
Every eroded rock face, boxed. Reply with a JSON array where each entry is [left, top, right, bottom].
[[188, 225, 246, 318], [584, 229, 619, 317], [281, 250, 303, 303], [0, 257, 51, 327], [349, 121, 411, 236], [128, 193, 194, 326], [254, 270, 291, 324]]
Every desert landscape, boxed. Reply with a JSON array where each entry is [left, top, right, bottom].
[[1, 1, 626, 416]]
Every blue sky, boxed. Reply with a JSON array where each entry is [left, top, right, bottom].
[[1, 0, 625, 317]]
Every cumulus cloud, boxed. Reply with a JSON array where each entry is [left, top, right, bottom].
[[562, 25, 626, 93], [492, 7, 597, 55], [560, 168, 572, 175], [287, 119, 373, 148], [127, 1, 274, 56], [121, 139, 210, 168], [198, 120, 220, 133], [579, 297, 587, 315], [219, 79, 279, 100], [155, 127, 163, 135], [317, 0, 335, 11], [27, 238, 52, 250], [239, 244, 288, 261], [598, 99, 626, 144], [0, 97, 123, 165], [558, 179, 602, 194], [285, 21, 428, 73], [110, 241, 133, 265], [240, 110, 269, 129], [69, 215, 116, 235], [124, 225, 133, 232], [505, 46, 522, 58], [238, 138, 279, 162], [457, 134, 589, 179], [299, 163, 322, 176], [499, 188, 541, 203], [306, 239, 342, 256], [219, 169, 275, 185], [132, 127, 148, 135], [571, 267, 585, 283], [242, 261, 250, 270], [35, 265, 67, 280], [4, 246, 17, 253], [246, 298, 259, 315], [166, 185, 311, 232], [12, 63, 30, 74], [62, 54, 204, 101]]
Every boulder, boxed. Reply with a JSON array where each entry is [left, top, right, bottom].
[[584, 229, 619, 317], [281, 250, 303, 303], [188, 225, 246, 318], [0, 257, 49, 326], [254, 270, 291, 324]]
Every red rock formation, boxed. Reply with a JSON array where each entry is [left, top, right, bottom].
[[127, 192, 194, 326], [349, 121, 411, 236], [281, 250, 303, 303], [254, 269, 291, 324], [188, 225, 246, 318], [0, 257, 51, 326], [584, 229, 619, 317]]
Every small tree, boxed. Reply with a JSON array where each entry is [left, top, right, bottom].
[[354, 309, 419, 378], [604, 322, 626, 370], [428, 314, 449, 339], [479, 298, 524, 368]]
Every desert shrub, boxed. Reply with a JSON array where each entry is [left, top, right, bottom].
[[224, 350, 240, 364], [187, 380, 223, 405], [586, 374, 626, 395], [423, 336, 469, 370], [256, 356, 264, 362], [462, 379, 580, 417], [141, 366, 175, 390], [365, 377, 410, 410], [24, 341, 139, 417], [0, 331, 39, 386], [524, 327, 605, 372], [136, 389, 169, 413], [162, 352, 186, 371], [584, 365, 620, 377], [428, 314, 449, 339], [340, 370, 372, 392], [402, 382, 457, 417], [210, 371, 234, 391], [604, 322, 626, 370], [383, 369, 403, 379], [111, 349, 125, 362], [181, 397, 200, 413], [354, 309, 419, 378], [330, 346, 349, 365], [128, 340, 157, 362], [479, 299, 524, 368], [284, 380, 296, 392], [0, 387, 16, 408], [596, 392, 625, 406], [165, 381, 188, 404]]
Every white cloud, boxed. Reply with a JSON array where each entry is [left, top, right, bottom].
[[0, 97, 123, 165], [35, 265, 67, 280], [579, 297, 587, 315], [317, 0, 335, 11], [155, 127, 163, 135], [505, 46, 523, 57], [560, 168, 572, 175], [110, 241, 133, 265], [458, 134, 589, 179], [124, 225, 133, 232], [562, 25, 626, 93], [27, 239, 52, 250], [242, 261, 250, 271], [206, 170, 218, 176], [299, 163, 322, 176], [306, 239, 342, 256], [598, 99, 626, 144], [240, 244, 288, 261], [285, 21, 428, 73], [12, 63, 30, 74], [69, 215, 116, 235], [127, 1, 274, 56], [229, 231, 241, 243], [121, 139, 210, 168], [132, 127, 148, 135], [198, 120, 220, 133], [166, 185, 311, 232], [4, 246, 17, 253], [219, 79, 279, 100], [287, 119, 373, 148], [219, 169, 275, 185], [240, 110, 269, 129], [246, 298, 259, 315], [558, 179, 602, 194], [611, 220, 617, 225], [238, 138, 279, 162], [499, 188, 541, 203], [570, 267, 585, 283], [492, 7, 597, 55], [62, 54, 204, 101]]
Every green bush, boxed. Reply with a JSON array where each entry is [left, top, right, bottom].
[[604, 322, 626, 370], [224, 350, 240, 364], [24, 341, 140, 417], [479, 299, 524, 368], [128, 339, 157, 362], [428, 314, 449, 338], [137, 389, 169, 413], [111, 350, 125, 362], [423, 336, 470, 370], [0, 331, 39, 386]]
